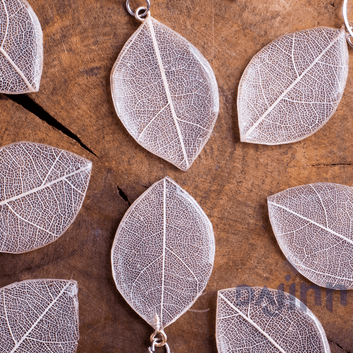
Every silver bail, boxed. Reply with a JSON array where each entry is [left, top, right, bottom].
[[126, 0, 151, 20], [148, 330, 171, 353]]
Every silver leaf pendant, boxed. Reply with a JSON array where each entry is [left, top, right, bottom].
[[0, 0, 44, 94], [111, 177, 215, 351], [216, 287, 330, 352], [0, 279, 79, 352], [111, 13, 219, 171], [238, 26, 349, 145], [268, 182, 353, 289], [0, 142, 92, 253]]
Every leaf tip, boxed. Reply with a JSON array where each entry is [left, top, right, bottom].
[[178, 162, 191, 171], [67, 280, 79, 297], [162, 176, 179, 188], [266, 195, 273, 203], [239, 134, 255, 144], [217, 289, 227, 304], [86, 159, 93, 171]]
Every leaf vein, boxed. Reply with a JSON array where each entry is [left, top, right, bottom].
[[243, 30, 345, 139]]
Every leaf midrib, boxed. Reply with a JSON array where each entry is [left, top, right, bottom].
[[219, 293, 286, 353], [9, 282, 73, 353], [268, 201, 353, 246], [0, 165, 91, 206], [243, 29, 345, 139], [147, 18, 189, 169], [160, 178, 167, 328]]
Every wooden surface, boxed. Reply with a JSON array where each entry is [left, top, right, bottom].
[[1, 0, 353, 351]]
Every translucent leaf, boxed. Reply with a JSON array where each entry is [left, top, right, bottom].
[[0, 279, 79, 352], [0, 0, 43, 94], [0, 141, 92, 254], [268, 183, 353, 289], [216, 287, 330, 353], [111, 176, 215, 330], [111, 15, 219, 171], [238, 27, 349, 145]]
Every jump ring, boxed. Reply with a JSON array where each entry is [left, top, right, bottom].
[[343, 0, 353, 37], [135, 6, 150, 21], [148, 341, 171, 353], [347, 34, 353, 48], [126, 0, 151, 18], [150, 330, 168, 348]]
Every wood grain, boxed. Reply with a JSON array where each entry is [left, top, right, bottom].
[[0, 0, 353, 351]]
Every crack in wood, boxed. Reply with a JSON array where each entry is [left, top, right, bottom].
[[4, 94, 97, 157], [330, 340, 350, 352], [311, 163, 352, 167], [117, 186, 130, 206]]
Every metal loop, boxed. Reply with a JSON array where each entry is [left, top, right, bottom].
[[150, 330, 167, 348], [343, 0, 353, 38], [135, 7, 150, 22], [148, 330, 170, 352], [126, 0, 151, 18], [347, 34, 353, 48], [148, 341, 171, 353]]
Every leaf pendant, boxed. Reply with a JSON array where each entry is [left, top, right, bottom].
[[0, 0, 43, 94], [111, 15, 219, 171], [0, 142, 92, 253], [216, 287, 330, 353], [268, 183, 353, 289], [111, 177, 215, 334], [238, 27, 349, 145], [0, 279, 79, 352]]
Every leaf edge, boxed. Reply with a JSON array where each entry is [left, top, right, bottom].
[[237, 26, 349, 146], [0, 278, 80, 352], [110, 16, 219, 171], [216, 286, 330, 353], [111, 176, 215, 330], [0, 141, 93, 254], [0, 0, 44, 94]]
